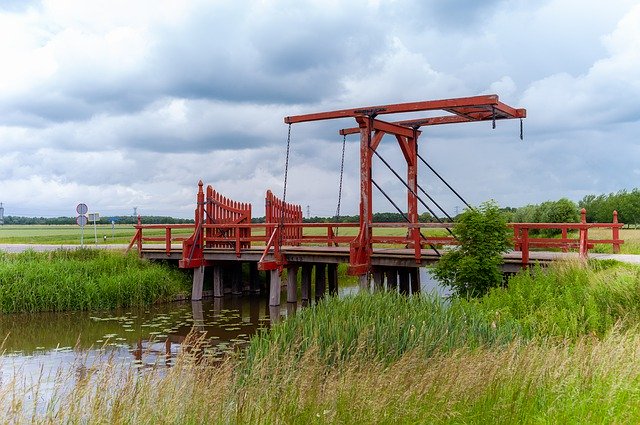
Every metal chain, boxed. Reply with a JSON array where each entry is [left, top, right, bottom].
[[279, 124, 292, 247], [282, 123, 292, 206], [335, 133, 346, 220]]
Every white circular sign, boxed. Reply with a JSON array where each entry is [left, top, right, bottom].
[[76, 203, 88, 215], [76, 215, 88, 226]]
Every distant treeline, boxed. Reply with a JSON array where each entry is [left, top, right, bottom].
[[509, 188, 640, 226], [579, 189, 640, 224], [251, 212, 436, 224], [2, 215, 194, 225]]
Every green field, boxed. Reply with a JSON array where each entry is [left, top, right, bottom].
[[1, 225, 638, 255]]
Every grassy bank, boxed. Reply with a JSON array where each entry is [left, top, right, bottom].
[[5, 260, 640, 422], [0, 249, 190, 313]]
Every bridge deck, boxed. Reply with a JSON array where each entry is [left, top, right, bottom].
[[139, 244, 591, 272]]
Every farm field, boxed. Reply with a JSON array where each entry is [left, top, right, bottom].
[[1, 224, 638, 255]]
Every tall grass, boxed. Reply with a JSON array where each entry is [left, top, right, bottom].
[[0, 249, 190, 313], [6, 330, 640, 423], [244, 291, 523, 371], [467, 260, 640, 338]]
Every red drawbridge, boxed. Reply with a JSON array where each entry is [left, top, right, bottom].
[[127, 95, 624, 304]]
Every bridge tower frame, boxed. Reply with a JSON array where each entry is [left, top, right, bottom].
[[284, 94, 526, 276]]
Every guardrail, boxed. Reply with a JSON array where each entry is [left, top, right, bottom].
[[127, 209, 623, 270]]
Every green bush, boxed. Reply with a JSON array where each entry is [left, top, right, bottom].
[[431, 201, 511, 298]]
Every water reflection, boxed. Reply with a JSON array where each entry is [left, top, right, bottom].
[[0, 268, 447, 374]]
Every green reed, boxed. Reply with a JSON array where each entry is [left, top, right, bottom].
[[466, 260, 640, 338], [0, 249, 190, 313]]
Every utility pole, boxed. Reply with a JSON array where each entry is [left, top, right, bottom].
[[306, 205, 310, 219], [0, 202, 4, 226]]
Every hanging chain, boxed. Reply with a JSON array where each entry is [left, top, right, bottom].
[[282, 123, 292, 206], [278, 123, 292, 247], [335, 133, 346, 219]]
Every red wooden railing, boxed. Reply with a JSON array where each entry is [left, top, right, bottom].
[[128, 188, 624, 271], [511, 209, 623, 266]]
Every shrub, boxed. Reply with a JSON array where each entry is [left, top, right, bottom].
[[431, 201, 510, 298]]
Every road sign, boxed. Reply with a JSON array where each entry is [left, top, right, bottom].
[[88, 213, 100, 222], [77, 215, 88, 226], [76, 203, 88, 215]]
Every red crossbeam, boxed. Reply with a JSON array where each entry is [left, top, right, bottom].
[[285, 94, 525, 125]]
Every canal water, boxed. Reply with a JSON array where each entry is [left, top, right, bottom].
[[1, 268, 447, 410]]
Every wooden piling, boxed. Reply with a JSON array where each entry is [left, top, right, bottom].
[[399, 268, 410, 295], [232, 262, 243, 295], [249, 262, 260, 294], [410, 267, 420, 294], [301, 264, 312, 301], [372, 269, 384, 291], [191, 265, 205, 301], [287, 265, 299, 303], [213, 265, 223, 298], [386, 268, 398, 292], [269, 269, 281, 306], [358, 273, 370, 292], [328, 263, 338, 295], [315, 263, 326, 300]]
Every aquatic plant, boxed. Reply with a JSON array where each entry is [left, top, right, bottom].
[[0, 249, 190, 313]]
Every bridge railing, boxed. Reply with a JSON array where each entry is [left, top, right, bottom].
[[511, 209, 623, 265]]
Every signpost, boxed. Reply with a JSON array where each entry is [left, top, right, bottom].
[[76, 203, 88, 246], [88, 212, 100, 244]]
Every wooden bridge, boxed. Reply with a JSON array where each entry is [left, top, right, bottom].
[[126, 95, 624, 305]]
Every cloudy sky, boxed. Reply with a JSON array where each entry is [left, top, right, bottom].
[[1, 0, 638, 219]]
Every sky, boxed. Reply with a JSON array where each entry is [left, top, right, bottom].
[[0, 0, 639, 219]]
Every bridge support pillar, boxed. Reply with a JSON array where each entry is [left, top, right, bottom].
[[269, 269, 281, 306], [315, 263, 326, 300], [249, 262, 260, 294], [410, 268, 420, 294], [301, 264, 312, 301], [372, 269, 384, 292], [358, 273, 370, 292], [232, 262, 243, 295], [192, 265, 205, 301], [399, 269, 410, 295], [287, 266, 299, 303], [213, 265, 223, 298], [386, 268, 398, 292], [328, 264, 338, 296]]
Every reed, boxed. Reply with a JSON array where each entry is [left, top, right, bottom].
[[0, 249, 190, 313], [467, 260, 640, 338], [6, 330, 640, 423]]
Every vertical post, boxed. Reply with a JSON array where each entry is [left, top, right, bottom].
[[372, 269, 384, 292], [269, 269, 281, 306], [192, 265, 205, 301], [249, 262, 260, 294], [406, 133, 420, 264], [386, 268, 398, 292], [579, 208, 588, 259], [410, 267, 420, 294], [358, 273, 370, 292], [349, 117, 373, 275], [315, 263, 326, 300], [521, 228, 529, 269], [328, 263, 338, 295], [561, 227, 568, 252], [213, 265, 223, 298], [613, 210, 621, 254], [301, 264, 312, 301], [287, 265, 298, 303], [513, 224, 520, 251], [398, 269, 410, 295], [232, 262, 243, 295]]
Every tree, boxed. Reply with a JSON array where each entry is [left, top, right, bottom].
[[431, 201, 511, 298]]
